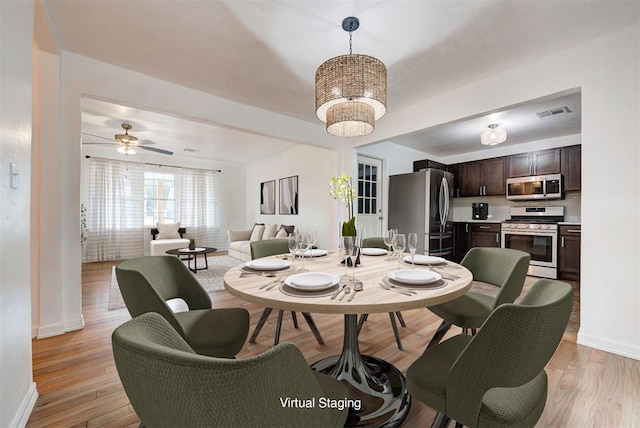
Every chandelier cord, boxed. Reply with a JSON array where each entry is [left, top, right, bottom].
[[349, 31, 353, 55]]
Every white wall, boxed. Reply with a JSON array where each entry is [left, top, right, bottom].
[[0, 1, 39, 426], [246, 145, 339, 250], [357, 24, 640, 359]]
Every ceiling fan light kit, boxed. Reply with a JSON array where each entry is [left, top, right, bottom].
[[117, 145, 137, 155], [315, 17, 387, 138], [481, 123, 507, 145]]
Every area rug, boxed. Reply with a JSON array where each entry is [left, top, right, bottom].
[[108, 255, 241, 311]]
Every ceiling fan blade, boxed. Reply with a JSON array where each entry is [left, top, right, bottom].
[[82, 132, 114, 142], [137, 139, 156, 146], [139, 146, 174, 155]]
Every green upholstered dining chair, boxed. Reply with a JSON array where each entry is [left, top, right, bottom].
[[112, 312, 349, 428], [115, 256, 249, 358], [425, 247, 531, 349], [407, 279, 573, 428], [249, 239, 324, 346], [358, 236, 408, 350]]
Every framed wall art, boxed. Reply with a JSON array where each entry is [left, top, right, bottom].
[[260, 180, 276, 215], [279, 175, 298, 215]]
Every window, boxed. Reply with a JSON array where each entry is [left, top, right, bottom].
[[357, 162, 378, 215], [144, 171, 176, 226]]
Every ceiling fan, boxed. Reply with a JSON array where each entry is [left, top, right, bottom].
[[81, 123, 174, 155]]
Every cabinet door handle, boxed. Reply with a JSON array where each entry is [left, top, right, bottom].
[[479, 226, 491, 229], [483, 186, 487, 195], [465, 224, 469, 233], [561, 237, 565, 247], [479, 186, 482, 195], [566, 229, 581, 233], [496, 233, 499, 243], [456, 189, 460, 197]]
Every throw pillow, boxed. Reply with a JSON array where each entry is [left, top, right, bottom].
[[279, 225, 295, 235], [157, 222, 181, 239], [249, 224, 266, 241], [275, 228, 289, 239], [262, 224, 278, 240]]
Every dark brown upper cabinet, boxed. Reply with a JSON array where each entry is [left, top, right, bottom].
[[458, 157, 506, 197], [508, 148, 561, 177], [561, 145, 582, 191]]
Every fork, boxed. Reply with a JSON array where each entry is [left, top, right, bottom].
[[379, 282, 414, 296]]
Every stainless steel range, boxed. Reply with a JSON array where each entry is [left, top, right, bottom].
[[501, 206, 564, 279]]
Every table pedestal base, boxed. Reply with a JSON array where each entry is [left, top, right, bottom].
[[311, 314, 410, 427]]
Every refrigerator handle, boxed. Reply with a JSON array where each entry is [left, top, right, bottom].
[[440, 177, 450, 227]]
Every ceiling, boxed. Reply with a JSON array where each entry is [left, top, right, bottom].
[[42, 0, 638, 163]]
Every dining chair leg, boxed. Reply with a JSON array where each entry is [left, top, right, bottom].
[[389, 312, 403, 351], [249, 307, 273, 343], [426, 319, 452, 350], [301, 312, 325, 345], [431, 412, 451, 428], [357, 313, 369, 335], [273, 310, 285, 346], [395, 311, 407, 327], [291, 311, 299, 328]]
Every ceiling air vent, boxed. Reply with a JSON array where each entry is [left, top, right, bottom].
[[535, 106, 572, 119], [183, 148, 198, 153]]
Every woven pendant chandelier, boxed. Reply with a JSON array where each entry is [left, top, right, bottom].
[[315, 17, 387, 138]]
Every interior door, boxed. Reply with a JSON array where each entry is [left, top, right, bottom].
[[356, 156, 384, 239]]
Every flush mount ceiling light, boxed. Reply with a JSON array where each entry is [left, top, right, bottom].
[[481, 124, 507, 145], [315, 17, 387, 138]]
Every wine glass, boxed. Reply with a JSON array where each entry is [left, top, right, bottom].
[[383, 229, 396, 261], [287, 233, 298, 271], [350, 239, 359, 285], [297, 233, 309, 272], [340, 236, 354, 282], [394, 233, 406, 268], [305, 230, 317, 256], [407, 232, 418, 268]]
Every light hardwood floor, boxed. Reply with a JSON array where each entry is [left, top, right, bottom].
[[27, 256, 640, 427]]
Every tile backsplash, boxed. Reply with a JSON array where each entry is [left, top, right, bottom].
[[451, 192, 581, 223]]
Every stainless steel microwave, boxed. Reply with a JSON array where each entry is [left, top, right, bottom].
[[506, 174, 563, 200]]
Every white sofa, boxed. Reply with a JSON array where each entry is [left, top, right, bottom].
[[227, 223, 294, 261], [150, 224, 190, 256]]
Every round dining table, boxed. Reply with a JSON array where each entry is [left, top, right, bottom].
[[224, 251, 472, 427]]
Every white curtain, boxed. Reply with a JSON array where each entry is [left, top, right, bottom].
[[85, 158, 145, 261], [179, 168, 221, 248]]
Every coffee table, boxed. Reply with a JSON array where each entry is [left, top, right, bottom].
[[165, 247, 217, 273]]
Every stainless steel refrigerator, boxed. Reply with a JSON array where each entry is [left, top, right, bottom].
[[388, 169, 453, 257]]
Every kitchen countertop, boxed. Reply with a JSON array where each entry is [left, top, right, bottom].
[[455, 219, 505, 223], [558, 222, 581, 226]]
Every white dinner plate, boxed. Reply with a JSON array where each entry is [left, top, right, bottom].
[[404, 255, 446, 265], [361, 248, 388, 256], [296, 249, 328, 258], [245, 259, 291, 271], [387, 269, 441, 285], [285, 272, 339, 291]]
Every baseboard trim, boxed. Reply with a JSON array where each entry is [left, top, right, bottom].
[[578, 331, 640, 360], [12, 381, 38, 428], [36, 315, 85, 339], [36, 322, 66, 339]]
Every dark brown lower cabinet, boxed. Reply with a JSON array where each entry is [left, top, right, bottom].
[[453, 222, 501, 262], [559, 225, 581, 281], [470, 223, 501, 248]]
